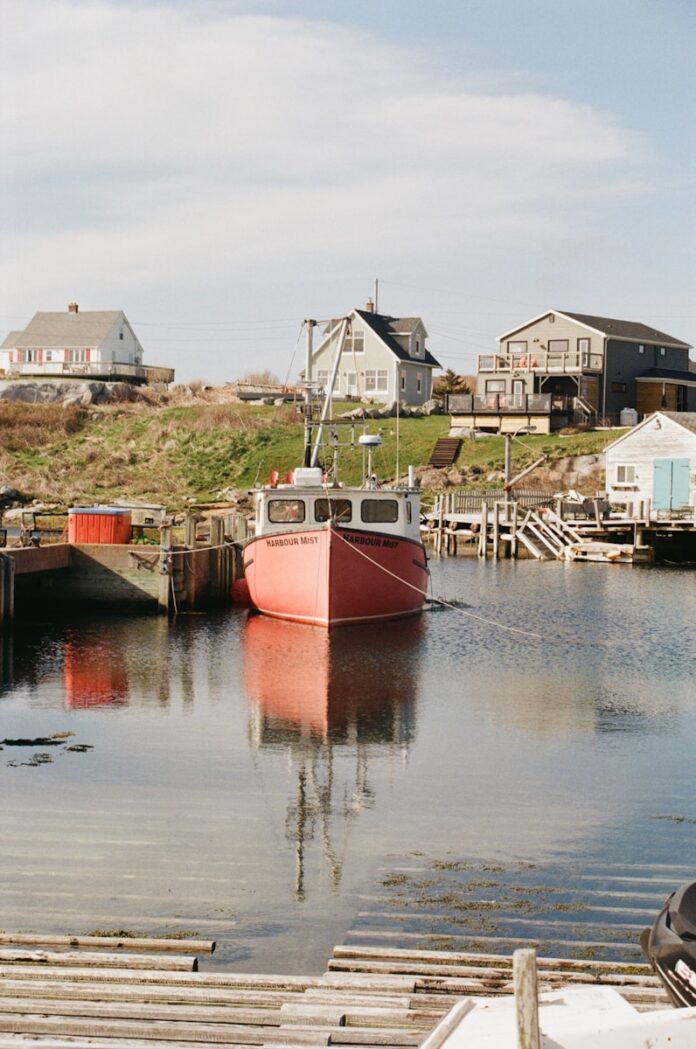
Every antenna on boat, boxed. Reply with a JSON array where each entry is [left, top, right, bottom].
[[358, 433, 382, 485], [310, 317, 349, 468], [303, 319, 316, 468]]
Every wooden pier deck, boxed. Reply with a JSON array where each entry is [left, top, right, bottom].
[[0, 933, 669, 1047]]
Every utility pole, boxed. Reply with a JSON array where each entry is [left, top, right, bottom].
[[374, 278, 379, 314]]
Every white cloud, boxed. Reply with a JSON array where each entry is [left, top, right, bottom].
[[0, 0, 645, 376]]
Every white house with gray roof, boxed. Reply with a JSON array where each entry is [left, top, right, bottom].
[[0, 303, 174, 385], [310, 304, 440, 405]]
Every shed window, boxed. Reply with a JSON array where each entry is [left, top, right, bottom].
[[361, 499, 399, 523], [315, 498, 352, 523], [616, 464, 636, 485], [268, 499, 305, 523]]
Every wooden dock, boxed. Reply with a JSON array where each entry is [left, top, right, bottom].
[[0, 933, 669, 1047]]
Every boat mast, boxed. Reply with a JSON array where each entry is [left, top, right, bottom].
[[310, 317, 349, 468], [303, 319, 316, 467]]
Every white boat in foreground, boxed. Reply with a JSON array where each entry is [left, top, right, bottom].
[[423, 986, 696, 1049]]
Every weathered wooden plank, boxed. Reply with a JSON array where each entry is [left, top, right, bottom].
[[0, 949, 196, 972], [0, 1016, 270, 1044], [0, 979, 300, 1008], [0, 998, 282, 1027], [330, 946, 653, 974], [0, 934, 215, 955], [0, 966, 312, 989], [0, 1041, 248, 1049]]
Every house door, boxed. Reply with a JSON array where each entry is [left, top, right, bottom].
[[653, 458, 690, 511], [511, 379, 525, 407]]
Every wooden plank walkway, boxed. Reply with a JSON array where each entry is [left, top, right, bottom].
[[0, 932, 670, 1047]]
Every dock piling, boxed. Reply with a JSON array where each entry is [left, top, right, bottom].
[[0, 554, 14, 628], [513, 948, 541, 1049]]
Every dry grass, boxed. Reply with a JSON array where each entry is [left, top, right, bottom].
[[0, 403, 87, 451]]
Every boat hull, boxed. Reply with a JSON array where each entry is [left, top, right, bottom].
[[242, 525, 428, 627]]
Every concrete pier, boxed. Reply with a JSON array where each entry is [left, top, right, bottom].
[[2, 534, 237, 624]]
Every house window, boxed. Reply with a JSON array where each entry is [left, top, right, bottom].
[[485, 379, 506, 393], [548, 340, 569, 353], [345, 329, 364, 353], [345, 371, 358, 393], [119, 332, 124, 341], [24, 348, 39, 363], [44, 350, 54, 362], [365, 370, 388, 393], [268, 499, 305, 523], [415, 337, 420, 355], [578, 338, 590, 353], [611, 382, 627, 393], [69, 348, 86, 363], [416, 372, 423, 394], [400, 373, 406, 392], [615, 464, 636, 485], [508, 341, 527, 354], [659, 347, 666, 356], [638, 345, 645, 354], [317, 369, 329, 390]]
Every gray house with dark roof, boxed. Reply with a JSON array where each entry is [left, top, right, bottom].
[[455, 309, 694, 432], [311, 304, 440, 405]]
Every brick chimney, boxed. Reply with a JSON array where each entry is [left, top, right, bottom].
[[365, 298, 375, 313], [68, 302, 79, 313]]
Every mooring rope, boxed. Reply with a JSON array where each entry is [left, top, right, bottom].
[[329, 525, 546, 641]]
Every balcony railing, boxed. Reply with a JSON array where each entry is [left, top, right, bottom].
[[448, 393, 575, 414], [7, 361, 175, 384], [478, 349, 603, 374]]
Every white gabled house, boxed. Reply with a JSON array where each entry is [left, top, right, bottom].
[[310, 304, 441, 405], [0, 303, 174, 385], [604, 412, 696, 516]]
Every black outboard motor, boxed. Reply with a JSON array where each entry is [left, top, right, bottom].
[[642, 880, 696, 1007]]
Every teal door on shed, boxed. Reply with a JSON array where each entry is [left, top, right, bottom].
[[653, 458, 690, 511]]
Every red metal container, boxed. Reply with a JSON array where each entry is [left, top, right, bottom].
[[68, 507, 132, 544]]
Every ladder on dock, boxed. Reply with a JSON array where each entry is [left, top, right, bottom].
[[428, 438, 462, 469], [516, 508, 583, 561]]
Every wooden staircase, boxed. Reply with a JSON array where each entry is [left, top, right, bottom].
[[516, 508, 583, 560], [428, 438, 462, 469]]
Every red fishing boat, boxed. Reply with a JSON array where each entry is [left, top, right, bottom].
[[242, 318, 429, 628]]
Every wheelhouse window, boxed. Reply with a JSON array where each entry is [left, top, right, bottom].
[[615, 464, 636, 484], [314, 498, 352, 523], [268, 499, 305, 523], [361, 499, 399, 523]]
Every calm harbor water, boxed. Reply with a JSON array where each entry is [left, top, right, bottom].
[[1, 558, 696, 971]]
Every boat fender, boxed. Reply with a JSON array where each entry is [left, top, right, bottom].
[[268, 470, 279, 488]]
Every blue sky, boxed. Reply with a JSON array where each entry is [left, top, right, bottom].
[[1, 0, 694, 383]]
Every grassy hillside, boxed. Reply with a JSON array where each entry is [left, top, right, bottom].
[[0, 399, 623, 509]]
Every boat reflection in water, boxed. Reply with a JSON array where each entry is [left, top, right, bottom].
[[63, 633, 129, 710], [243, 614, 422, 898]]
